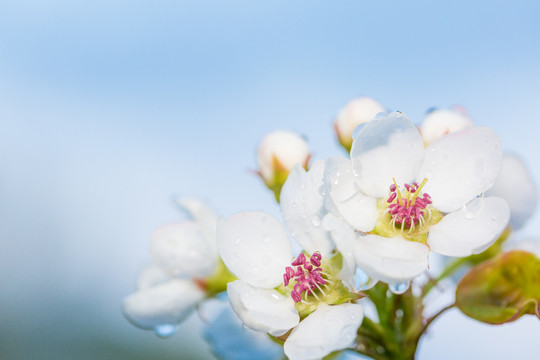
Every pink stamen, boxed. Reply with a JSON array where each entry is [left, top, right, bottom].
[[283, 252, 327, 303], [386, 178, 431, 228]]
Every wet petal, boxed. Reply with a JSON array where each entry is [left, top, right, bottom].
[[217, 212, 292, 288], [284, 303, 364, 360], [486, 154, 538, 230], [350, 112, 424, 198], [322, 213, 357, 288], [122, 279, 204, 329], [418, 127, 503, 213], [227, 280, 299, 336], [427, 196, 510, 257], [323, 157, 378, 232], [354, 235, 429, 283], [151, 222, 218, 277], [177, 197, 219, 245], [334, 97, 386, 150], [281, 161, 334, 256]]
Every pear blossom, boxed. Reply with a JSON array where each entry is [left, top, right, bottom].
[[486, 153, 538, 230], [321, 112, 510, 286], [122, 198, 221, 334], [217, 209, 364, 360], [257, 130, 310, 200], [420, 107, 473, 145], [334, 97, 386, 151]]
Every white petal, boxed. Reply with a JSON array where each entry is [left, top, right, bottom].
[[227, 280, 299, 336], [136, 264, 170, 290], [281, 161, 334, 256], [257, 130, 309, 183], [486, 154, 538, 230], [354, 235, 429, 283], [284, 303, 364, 360], [177, 197, 219, 245], [350, 112, 425, 198], [217, 212, 292, 288], [322, 213, 357, 287], [151, 222, 218, 277], [420, 109, 473, 145], [427, 196, 510, 257], [122, 279, 204, 329], [323, 157, 378, 233], [418, 127, 503, 213]]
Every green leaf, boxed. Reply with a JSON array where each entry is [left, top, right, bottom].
[[456, 250, 540, 324]]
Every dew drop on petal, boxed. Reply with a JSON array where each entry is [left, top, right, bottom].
[[311, 215, 322, 228], [154, 324, 177, 338], [389, 281, 410, 294], [234, 237, 241, 245], [464, 198, 485, 220], [355, 268, 378, 290]]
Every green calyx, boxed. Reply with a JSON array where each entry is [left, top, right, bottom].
[[202, 259, 237, 297]]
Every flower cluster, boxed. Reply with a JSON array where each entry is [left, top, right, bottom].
[[122, 98, 539, 360]]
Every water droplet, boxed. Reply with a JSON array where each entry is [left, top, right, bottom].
[[355, 269, 378, 290], [300, 182, 306, 190], [389, 281, 410, 294], [464, 198, 485, 219], [311, 215, 321, 227], [154, 324, 177, 338], [291, 202, 297, 209], [234, 237, 241, 245], [271, 292, 280, 300], [263, 235, 272, 243], [490, 214, 497, 221], [319, 185, 327, 197]]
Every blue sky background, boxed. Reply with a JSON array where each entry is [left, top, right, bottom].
[[1, 1, 539, 358]]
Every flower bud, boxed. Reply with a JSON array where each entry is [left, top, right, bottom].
[[256, 131, 310, 201], [420, 107, 473, 145], [333, 97, 385, 152]]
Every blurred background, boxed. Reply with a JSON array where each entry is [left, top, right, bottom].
[[1, 1, 539, 359]]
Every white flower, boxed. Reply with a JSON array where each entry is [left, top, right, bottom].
[[217, 208, 363, 360], [420, 107, 473, 145], [122, 199, 219, 334], [257, 130, 310, 189], [486, 153, 538, 230], [323, 112, 510, 286], [334, 97, 386, 151]]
